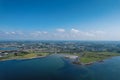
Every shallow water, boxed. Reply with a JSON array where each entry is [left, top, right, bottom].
[[0, 54, 120, 80]]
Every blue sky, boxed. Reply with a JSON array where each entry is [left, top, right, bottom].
[[0, 0, 120, 40]]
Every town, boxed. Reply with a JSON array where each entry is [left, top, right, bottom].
[[0, 41, 120, 64]]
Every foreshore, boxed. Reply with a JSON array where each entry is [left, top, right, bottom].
[[0, 55, 47, 62], [63, 53, 120, 65]]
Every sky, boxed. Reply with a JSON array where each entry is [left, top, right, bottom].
[[0, 0, 120, 40]]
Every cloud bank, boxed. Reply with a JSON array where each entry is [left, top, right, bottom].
[[0, 28, 119, 40]]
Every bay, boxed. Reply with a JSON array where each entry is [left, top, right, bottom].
[[0, 54, 120, 80]]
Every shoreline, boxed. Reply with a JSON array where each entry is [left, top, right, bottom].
[[73, 56, 118, 65], [71, 55, 120, 65], [0, 55, 47, 62], [0, 54, 119, 66]]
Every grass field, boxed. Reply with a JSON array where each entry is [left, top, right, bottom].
[[80, 52, 120, 63], [0, 52, 50, 61]]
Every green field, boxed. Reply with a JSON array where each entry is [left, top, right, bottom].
[[0, 52, 50, 61], [80, 52, 120, 64]]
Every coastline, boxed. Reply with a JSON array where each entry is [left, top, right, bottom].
[[72, 56, 119, 65], [79, 56, 120, 65], [0, 55, 47, 62], [0, 53, 119, 66]]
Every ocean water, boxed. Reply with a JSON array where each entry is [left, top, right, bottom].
[[0, 54, 120, 80]]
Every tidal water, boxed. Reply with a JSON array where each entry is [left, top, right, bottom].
[[0, 54, 120, 80]]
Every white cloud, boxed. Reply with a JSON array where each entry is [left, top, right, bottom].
[[43, 31, 48, 34], [71, 28, 79, 33], [4, 31, 15, 35], [1, 29, 120, 40], [31, 31, 41, 37], [11, 32, 16, 34], [56, 28, 65, 32], [70, 29, 95, 37], [83, 32, 95, 37], [96, 31, 104, 34], [31, 31, 48, 37], [5, 31, 24, 35]]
